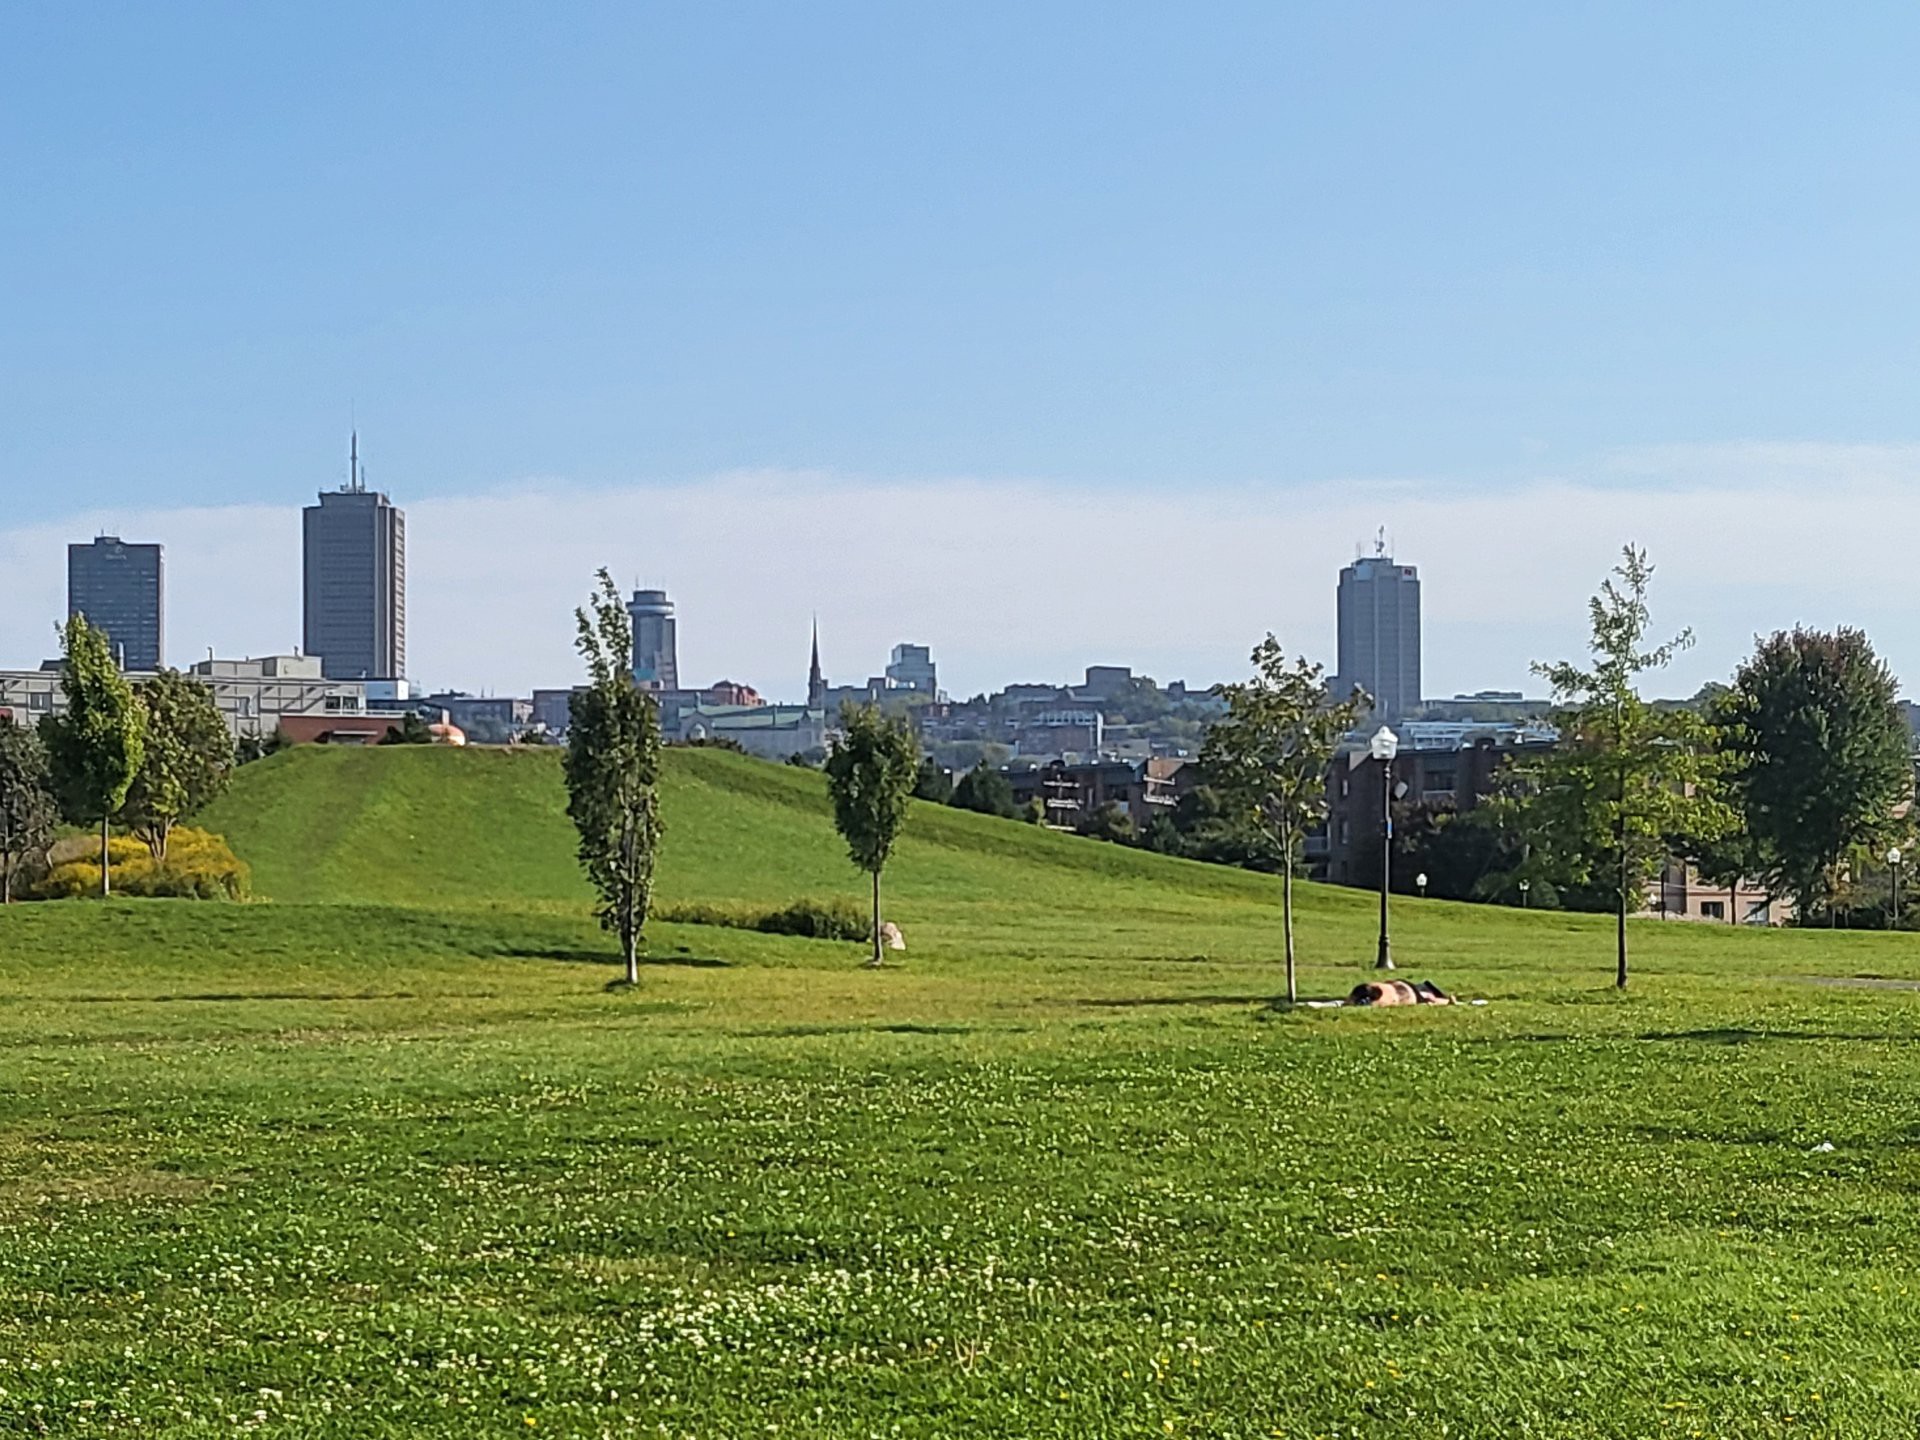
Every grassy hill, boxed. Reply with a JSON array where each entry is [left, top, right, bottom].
[[9, 746, 1920, 1434]]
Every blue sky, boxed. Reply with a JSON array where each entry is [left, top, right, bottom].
[[6, 4, 1920, 696]]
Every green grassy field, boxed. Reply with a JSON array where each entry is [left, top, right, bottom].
[[7, 746, 1920, 1436]]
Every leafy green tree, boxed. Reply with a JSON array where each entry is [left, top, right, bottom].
[[824, 704, 921, 968], [563, 571, 666, 984], [950, 761, 1017, 818], [1075, 800, 1137, 844], [0, 718, 56, 904], [1500, 547, 1731, 987], [1165, 783, 1284, 872], [1717, 627, 1911, 922], [122, 669, 233, 860], [1203, 635, 1370, 1003], [912, 758, 954, 804], [41, 615, 146, 898]]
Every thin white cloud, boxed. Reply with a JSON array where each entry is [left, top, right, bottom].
[[4, 449, 1917, 703]]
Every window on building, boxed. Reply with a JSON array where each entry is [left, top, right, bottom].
[[28, 691, 50, 711], [1424, 767, 1457, 794], [1701, 901, 1725, 920]]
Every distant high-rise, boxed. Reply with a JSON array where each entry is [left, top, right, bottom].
[[68, 536, 163, 671], [1334, 544, 1421, 721], [627, 589, 678, 690], [303, 434, 406, 681], [885, 643, 936, 694]]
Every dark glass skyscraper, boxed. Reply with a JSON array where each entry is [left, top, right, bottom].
[[68, 536, 164, 671], [626, 589, 678, 689], [1335, 550, 1421, 721], [302, 437, 406, 681]]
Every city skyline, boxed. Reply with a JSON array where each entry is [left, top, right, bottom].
[[6, 445, 1918, 705]]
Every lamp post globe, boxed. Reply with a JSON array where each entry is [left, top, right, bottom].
[[1371, 726, 1399, 970], [1416, 871, 1428, 899], [1891, 848, 1904, 930]]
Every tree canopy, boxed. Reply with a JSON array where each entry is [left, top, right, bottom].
[[1202, 635, 1369, 1003], [1495, 546, 1730, 986], [824, 704, 921, 968], [122, 669, 233, 860], [563, 571, 665, 984], [41, 614, 146, 897], [950, 761, 1016, 819], [0, 718, 56, 904], [1718, 626, 1911, 919]]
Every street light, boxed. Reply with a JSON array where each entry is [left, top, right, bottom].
[[1519, 878, 1531, 909], [1890, 847, 1903, 930], [1416, 871, 1429, 899], [1370, 725, 1399, 970]]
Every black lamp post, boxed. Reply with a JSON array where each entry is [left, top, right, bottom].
[[1370, 725, 1399, 970]]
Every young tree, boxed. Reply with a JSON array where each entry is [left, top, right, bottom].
[[563, 571, 665, 984], [824, 704, 922, 968], [1202, 636, 1369, 1004], [122, 669, 233, 860], [1717, 626, 1910, 922], [0, 718, 56, 903], [1508, 547, 1731, 987], [41, 614, 146, 898]]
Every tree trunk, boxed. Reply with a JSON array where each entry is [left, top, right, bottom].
[[100, 815, 111, 899], [865, 868, 883, 968], [621, 818, 639, 984], [1282, 843, 1297, 1006], [1615, 821, 1628, 990]]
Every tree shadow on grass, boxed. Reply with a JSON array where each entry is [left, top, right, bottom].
[[496, 946, 731, 969], [1638, 1027, 1907, 1044], [1080, 994, 1277, 1010]]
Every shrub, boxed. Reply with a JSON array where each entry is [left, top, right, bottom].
[[655, 895, 871, 942], [25, 826, 250, 901], [755, 896, 869, 941]]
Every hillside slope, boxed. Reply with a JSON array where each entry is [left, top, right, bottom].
[[203, 745, 1835, 977], [200, 743, 1364, 923]]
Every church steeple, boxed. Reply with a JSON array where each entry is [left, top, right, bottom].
[[807, 618, 826, 709]]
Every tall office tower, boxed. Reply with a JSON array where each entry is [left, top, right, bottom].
[[302, 434, 407, 681], [68, 536, 164, 671], [1334, 543, 1422, 721], [885, 643, 936, 693], [627, 589, 678, 690]]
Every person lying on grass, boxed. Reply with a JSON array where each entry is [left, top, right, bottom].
[[1347, 979, 1453, 1006]]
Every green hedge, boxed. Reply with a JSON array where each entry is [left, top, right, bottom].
[[656, 895, 870, 942]]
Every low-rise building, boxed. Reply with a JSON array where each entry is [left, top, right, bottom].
[[1005, 757, 1190, 830], [0, 655, 366, 739], [673, 704, 830, 762], [1322, 725, 1554, 886]]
